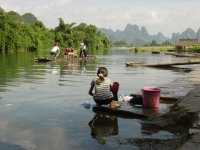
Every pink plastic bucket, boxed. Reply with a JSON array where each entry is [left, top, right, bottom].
[[141, 87, 161, 108]]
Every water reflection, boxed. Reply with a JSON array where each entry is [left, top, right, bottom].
[[140, 123, 161, 135], [142, 107, 160, 117], [63, 61, 76, 71], [0, 141, 26, 150], [79, 59, 87, 67], [150, 66, 193, 73], [88, 113, 118, 145]]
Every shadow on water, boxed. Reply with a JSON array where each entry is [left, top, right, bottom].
[[88, 109, 180, 149], [151, 65, 193, 73]]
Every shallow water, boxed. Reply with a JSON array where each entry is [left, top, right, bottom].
[[0, 48, 199, 150]]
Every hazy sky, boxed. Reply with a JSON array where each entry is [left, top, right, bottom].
[[1, 0, 200, 37]]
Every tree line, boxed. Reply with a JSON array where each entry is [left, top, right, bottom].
[[0, 10, 112, 53]]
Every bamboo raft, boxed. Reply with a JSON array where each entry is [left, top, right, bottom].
[[125, 60, 200, 67], [92, 95, 177, 119], [93, 106, 148, 119], [35, 55, 97, 62], [165, 52, 200, 58]]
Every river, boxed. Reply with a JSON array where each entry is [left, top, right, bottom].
[[0, 47, 199, 150]]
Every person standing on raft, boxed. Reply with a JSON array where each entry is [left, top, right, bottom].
[[79, 43, 87, 58], [50, 43, 60, 60]]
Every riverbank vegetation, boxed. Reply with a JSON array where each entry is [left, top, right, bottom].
[[1, 8, 200, 55], [130, 45, 200, 53], [0, 9, 111, 54], [129, 46, 174, 53], [193, 45, 200, 53]]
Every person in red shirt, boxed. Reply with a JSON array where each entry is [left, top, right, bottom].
[[64, 47, 71, 58]]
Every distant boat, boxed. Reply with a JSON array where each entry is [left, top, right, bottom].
[[125, 61, 145, 67], [125, 60, 200, 67], [151, 51, 160, 54]]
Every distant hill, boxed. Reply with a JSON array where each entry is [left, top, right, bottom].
[[1, 8, 38, 25], [98, 24, 170, 46], [171, 28, 200, 42], [98, 24, 200, 46], [21, 13, 38, 24], [7, 11, 22, 23], [0, 6, 4, 12]]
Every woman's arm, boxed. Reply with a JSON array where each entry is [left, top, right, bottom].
[[88, 82, 95, 96]]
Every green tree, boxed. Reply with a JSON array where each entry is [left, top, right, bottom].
[[0, 11, 111, 54]]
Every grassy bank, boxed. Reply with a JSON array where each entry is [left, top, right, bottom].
[[130, 46, 174, 52]]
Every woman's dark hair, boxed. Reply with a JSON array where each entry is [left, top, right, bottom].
[[96, 67, 108, 85]]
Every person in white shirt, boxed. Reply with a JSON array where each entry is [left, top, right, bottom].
[[79, 43, 87, 58], [50, 43, 60, 59]]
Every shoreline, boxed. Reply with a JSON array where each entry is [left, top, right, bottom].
[[149, 84, 200, 149], [119, 84, 200, 149], [119, 67, 200, 149], [177, 84, 200, 150], [151, 66, 200, 149]]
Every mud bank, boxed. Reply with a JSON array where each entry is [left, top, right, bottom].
[[118, 64, 200, 149], [138, 65, 200, 150], [176, 84, 200, 150], [118, 84, 200, 150]]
